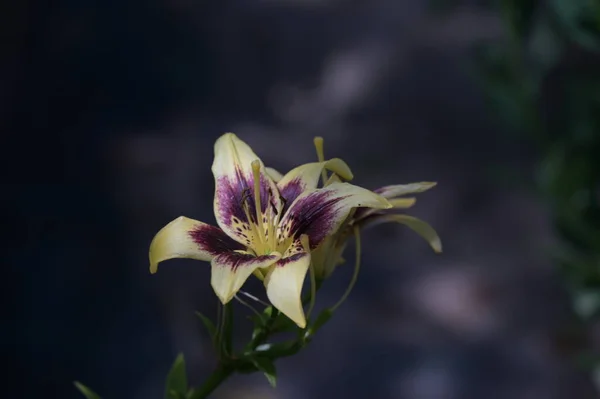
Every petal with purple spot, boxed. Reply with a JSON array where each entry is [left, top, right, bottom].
[[211, 133, 281, 245], [278, 182, 391, 249], [211, 251, 281, 304], [149, 216, 244, 274]]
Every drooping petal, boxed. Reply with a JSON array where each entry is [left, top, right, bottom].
[[311, 234, 348, 279], [265, 167, 284, 183], [211, 251, 281, 304], [279, 182, 391, 249], [211, 133, 281, 245], [353, 197, 417, 221], [264, 246, 311, 328], [354, 182, 435, 222], [149, 216, 244, 274], [375, 182, 437, 198], [360, 214, 442, 253], [388, 198, 417, 208], [277, 159, 353, 209]]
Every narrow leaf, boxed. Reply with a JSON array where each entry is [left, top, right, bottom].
[[253, 340, 302, 358], [305, 309, 333, 340], [312, 309, 333, 332], [222, 303, 234, 356], [251, 357, 277, 388], [195, 312, 217, 344], [165, 353, 187, 399], [73, 382, 102, 399]]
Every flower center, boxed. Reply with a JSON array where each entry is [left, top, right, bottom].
[[240, 160, 293, 256]]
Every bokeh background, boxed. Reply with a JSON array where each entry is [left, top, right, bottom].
[[6, 0, 600, 398]]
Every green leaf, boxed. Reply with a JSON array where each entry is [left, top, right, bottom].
[[73, 382, 102, 399], [303, 308, 333, 341], [221, 303, 234, 357], [271, 312, 297, 332], [500, 0, 538, 39], [312, 309, 333, 332], [252, 340, 300, 358], [165, 353, 188, 399], [528, 14, 564, 72], [551, 0, 600, 51], [251, 357, 277, 387], [195, 312, 217, 344]]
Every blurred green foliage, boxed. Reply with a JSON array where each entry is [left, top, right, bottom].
[[458, 0, 600, 365]]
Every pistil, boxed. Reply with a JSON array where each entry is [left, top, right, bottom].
[[251, 160, 268, 253]]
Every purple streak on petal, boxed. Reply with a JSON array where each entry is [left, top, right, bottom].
[[188, 224, 245, 255], [276, 252, 307, 267], [278, 178, 304, 213], [216, 167, 274, 226], [215, 252, 278, 271], [285, 190, 349, 248]]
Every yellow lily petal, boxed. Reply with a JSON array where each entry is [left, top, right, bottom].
[[375, 182, 437, 198], [388, 197, 417, 208], [265, 250, 311, 328], [279, 182, 392, 248], [211, 251, 281, 304], [265, 167, 284, 183], [149, 216, 244, 274], [277, 159, 353, 208], [324, 173, 342, 186], [354, 197, 417, 222], [311, 235, 348, 279], [362, 214, 442, 253], [211, 133, 281, 245]]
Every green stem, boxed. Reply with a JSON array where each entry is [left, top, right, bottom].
[[191, 363, 234, 399], [331, 226, 361, 312], [248, 308, 279, 349], [306, 262, 317, 320]]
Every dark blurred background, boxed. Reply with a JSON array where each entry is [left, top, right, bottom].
[[5, 0, 600, 398]]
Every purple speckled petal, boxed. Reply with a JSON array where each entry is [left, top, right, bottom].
[[211, 251, 281, 304], [212, 133, 281, 245], [277, 159, 353, 213], [278, 182, 391, 249], [149, 216, 244, 274]]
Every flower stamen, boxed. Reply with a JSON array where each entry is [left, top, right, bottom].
[[240, 187, 261, 248]]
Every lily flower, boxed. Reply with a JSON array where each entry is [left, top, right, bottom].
[[270, 138, 442, 281], [149, 133, 391, 328], [315, 179, 442, 279]]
